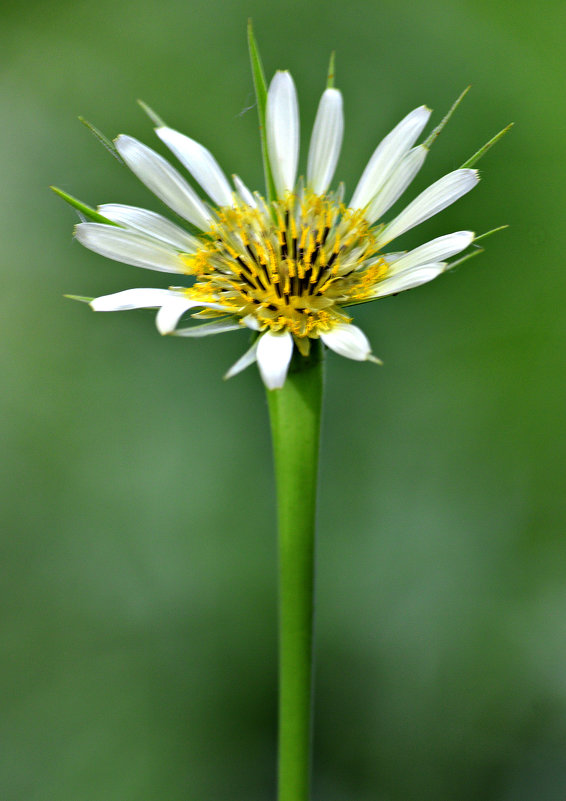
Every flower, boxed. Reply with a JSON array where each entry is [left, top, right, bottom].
[[73, 68, 479, 389]]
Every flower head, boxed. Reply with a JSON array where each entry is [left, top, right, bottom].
[[70, 51, 482, 389]]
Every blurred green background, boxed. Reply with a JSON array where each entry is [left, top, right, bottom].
[[1, 0, 565, 798]]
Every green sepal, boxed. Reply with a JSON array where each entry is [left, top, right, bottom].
[[326, 51, 336, 89], [137, 99, 167, 128], [50, 186, 118, 225], [247, 19, 277, 204], [64, 294, 94, 304], [460, 123, 514, 169], [79, 117, 124, 164], [423, 86, 471, 149]]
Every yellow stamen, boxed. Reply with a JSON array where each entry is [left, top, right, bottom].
[[184, 190, 381, 338]]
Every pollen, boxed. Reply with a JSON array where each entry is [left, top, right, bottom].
[[184, 189, 387, 339]]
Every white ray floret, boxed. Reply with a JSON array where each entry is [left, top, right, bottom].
[[365, 145, 428, 224], [307, 88, 344, 196], [174, 319, 242, 337], [266, 71, 300, 197], [98, 204, 200, 252], [156, 126, 234, 208], [224, 340, 260, 380], [377, 169, 479, 246], [115, 135, 212, 230], [386, 231, 474, 274], [371, 263, 447, 298], [155, 297, 233, 334], [155, 297, 199, 335], [90, 288, 181, 312], [75, 223, 189, 273], [256, 331, 294, 390], [233, 174, 257, 207], [320, 324, 372, 361], [350, 106, 431, 212], [89, 287, 234, 335]]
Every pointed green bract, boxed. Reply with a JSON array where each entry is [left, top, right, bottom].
[[79, 117, 125, 164], [50, 187, 118, 225], [326, 51, 336, 89], [474, 225, 509, 243], [445, 246, 484, 272], [247, 19, 277, 204], [423, 86, 471, 149], [64, 294, 95, 303], [137, 99, 167, 129], [460, 123, 514, 168]]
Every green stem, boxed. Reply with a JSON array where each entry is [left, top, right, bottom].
[[267, 342, 324, 801]]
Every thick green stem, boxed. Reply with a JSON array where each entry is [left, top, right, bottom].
[[267, 343, 324, 801]]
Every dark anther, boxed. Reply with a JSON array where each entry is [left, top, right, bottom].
[[236, 256, 253, 276], [246, 244, 258, 263], [326, 251, 338, 269], [240, 273, 255, 288]]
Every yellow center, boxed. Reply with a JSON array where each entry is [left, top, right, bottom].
[[182, 190, 388, 343]]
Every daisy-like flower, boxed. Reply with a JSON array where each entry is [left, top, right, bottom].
[[73, 67, 480, 389]]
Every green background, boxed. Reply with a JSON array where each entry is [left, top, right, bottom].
[[2, 0, 565, 798]]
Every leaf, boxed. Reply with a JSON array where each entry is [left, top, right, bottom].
[[50, 187, 118, 225], [423, 86, 471, 149], [326, 51, 336, 89], [137, 99, 167, 128], [460, 123, 514, 169], [247, 19, 277, 203], [79, 117, 124, 164]]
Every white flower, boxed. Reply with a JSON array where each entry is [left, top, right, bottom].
[[72, 65, 480, 390]]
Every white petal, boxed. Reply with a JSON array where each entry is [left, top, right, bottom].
[[350, 106, 431, 211], [242, 314, 261, 330], [115, 135, 211, 230], [233, 174, 257, 208], [98, 204, 200, 252], [155, 298, 196, 334], [365, 145, 427, 224], [90, 288, 178, 312], [381, 251, 406, 263], [388, 231, 474, 274], [156, 126, 233, 207], [155, 297, 236, 334], [307, 88, 344, 195], [266, 71, 299, 197], [372, 262, 446, 298], [320, 324, 372, 361], [377, 169, 479, 246], [75, 223, 187, 273], [224, 340, 259, 380], [174, 318, 242, 337], [256, 330, 294, 389], [89, 287, 233, 334]]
